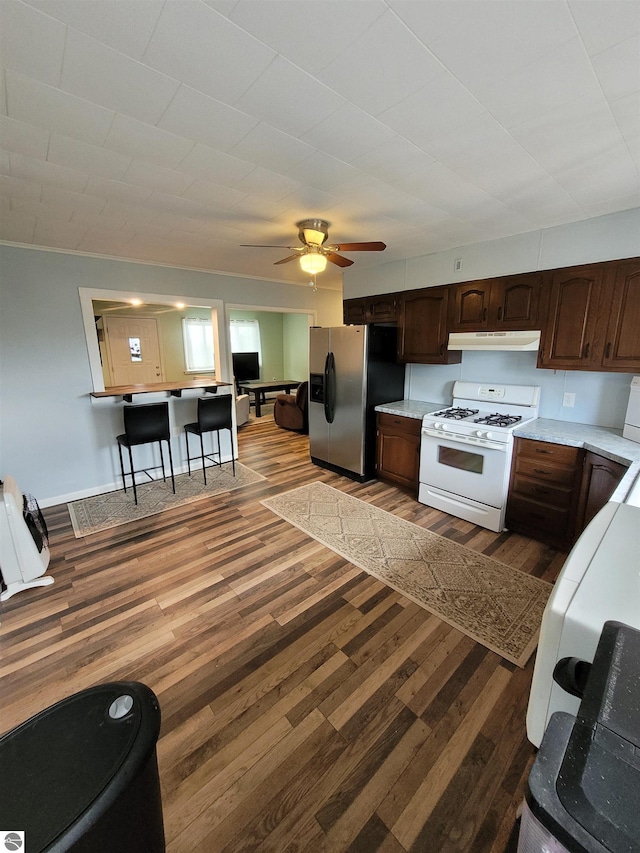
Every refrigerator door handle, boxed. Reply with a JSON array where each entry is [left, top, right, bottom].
[[324, 351, 336, 424]]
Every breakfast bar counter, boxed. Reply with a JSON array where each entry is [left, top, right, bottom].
[[90, 378, 232, 402]]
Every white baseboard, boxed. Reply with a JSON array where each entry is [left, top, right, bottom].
[[39, 454, 236, 508]]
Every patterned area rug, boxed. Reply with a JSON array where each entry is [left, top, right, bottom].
[[69, 462, 265, 537], [262, 482, 552, 667]]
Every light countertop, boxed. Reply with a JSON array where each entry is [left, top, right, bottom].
[[375, 400, 640, 503], [375, 399, 443, 420]]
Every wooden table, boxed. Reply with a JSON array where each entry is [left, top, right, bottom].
[[238, 380, 299, 417]]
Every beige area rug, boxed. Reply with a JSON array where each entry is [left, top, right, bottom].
[[68, 462, 265, 537], [262, 482, 552, 667]]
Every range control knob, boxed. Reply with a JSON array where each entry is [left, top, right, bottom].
[[485, 432, 493, 439], [441, 423, 449, 431], [475, 430, 484, 438]]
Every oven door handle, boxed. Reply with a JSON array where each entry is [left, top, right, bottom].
[[420, 428, 508, 452]]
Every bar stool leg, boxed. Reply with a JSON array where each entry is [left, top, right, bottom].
[[199, 432, 206, 484], [127, 445, 138, 505], [118, 443, 127, 494], [166, 439, 175, 493], [185, 430, 192, 477], [158, 440, 167, 483]]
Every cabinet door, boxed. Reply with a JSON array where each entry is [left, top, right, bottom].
[[575, 452, 627, 533], [601, 258, 640, 371], [343, 298, 366, 325], [538, 264, 603, 369], [397, 287, 461, 364], [450, 280, 491, 330], [368, 293, 398, 323], [491, 273, 542, 330], [376, 413, 421, 493]]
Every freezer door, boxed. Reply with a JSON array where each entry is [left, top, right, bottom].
[[309, 328, 330, 463], [328, 326, 367, 475]]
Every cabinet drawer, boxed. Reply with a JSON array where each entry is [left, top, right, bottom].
[[515, 438, 580, 466], [377, 412, 421, 436], [511, 474, 574, 509], [514, 456, 577, 486], [506, 496, 572, 538]]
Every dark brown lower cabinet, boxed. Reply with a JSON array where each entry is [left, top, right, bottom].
[[575, 451, 627, 532], [506, 438, 583, 549], [376, 413, 421, 494], [507, 439, 629, 549]]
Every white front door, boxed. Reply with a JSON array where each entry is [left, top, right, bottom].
[[104, 317, 164, 385]]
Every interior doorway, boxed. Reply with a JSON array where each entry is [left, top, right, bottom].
[[103, 316, 164, 385]]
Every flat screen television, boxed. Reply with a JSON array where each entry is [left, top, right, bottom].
[[232, 351, 260, 384]]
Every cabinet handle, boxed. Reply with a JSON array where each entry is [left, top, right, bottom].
[[605, 342, 611, 359], [534, 468, 550, 475], [583, 342, 590, 358], [497, 306, 502, 320], [439, 344, 444, 356], [535, 448, 552, 454], [482, 307, 487, 321]]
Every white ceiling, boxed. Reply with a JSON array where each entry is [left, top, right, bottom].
[[1, 0, 638, 290]]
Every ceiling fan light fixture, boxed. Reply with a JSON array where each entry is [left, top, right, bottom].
[[297, 218, 329, 247], [299, 251, 327, 274], [301, 227, 326, 246]]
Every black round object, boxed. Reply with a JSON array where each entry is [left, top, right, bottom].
[[0, 681, 165, 852]]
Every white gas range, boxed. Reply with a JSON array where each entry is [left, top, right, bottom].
[[418, 381, 541, 532]]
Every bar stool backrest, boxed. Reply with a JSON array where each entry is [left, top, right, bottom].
[[123, 403, 170, 445], [197, 395, 233, 432]]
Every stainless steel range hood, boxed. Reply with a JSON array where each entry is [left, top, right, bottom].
[[448, 330, 541, 351]]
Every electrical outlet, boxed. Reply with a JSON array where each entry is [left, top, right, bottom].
[[454, 258, 463, 272], [563, 392, 576, 408]]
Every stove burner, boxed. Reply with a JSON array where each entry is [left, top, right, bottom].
[[432, 407, 479, 420], [473, 413, 523, 427]]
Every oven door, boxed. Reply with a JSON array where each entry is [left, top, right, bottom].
[[419, 430, 509, 508]]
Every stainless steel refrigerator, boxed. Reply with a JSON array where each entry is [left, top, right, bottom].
[[309, 325, 405, 481]]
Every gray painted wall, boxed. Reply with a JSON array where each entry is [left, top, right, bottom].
[[0, 246, 342, 504]]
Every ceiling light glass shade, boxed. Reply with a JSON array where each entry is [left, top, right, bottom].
[[299, 252, 327, 274], [302, 227, 326, 246]]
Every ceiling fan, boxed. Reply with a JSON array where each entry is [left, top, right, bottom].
[[241, 219, 386, 274]]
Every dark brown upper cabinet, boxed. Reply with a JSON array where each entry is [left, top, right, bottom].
[[450, 272, 542, 331], [343, 292, 398, 325], [538, 258, 640, 372], [538, 263, 604, 369], [397, 286, 461, 364], [600, 258, 640, 371]]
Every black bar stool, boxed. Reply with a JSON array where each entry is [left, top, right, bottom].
[[184, 395, 235, 484], [117, 403, 175, 505]]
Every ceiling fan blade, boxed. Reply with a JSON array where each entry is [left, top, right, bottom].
[[273, 253, 302, 265], [240, 244, 300, 249], [327, 241, 387, 252], [325, 252, 354, 268]]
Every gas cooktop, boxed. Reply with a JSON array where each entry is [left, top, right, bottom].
[[427, 406, 527, 429]]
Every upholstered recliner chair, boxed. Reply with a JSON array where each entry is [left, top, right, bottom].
[[273, 381, 308, 433], [236, 393, 250, 426]]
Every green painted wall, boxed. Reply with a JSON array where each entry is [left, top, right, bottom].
[[229, 309, 309, 382]]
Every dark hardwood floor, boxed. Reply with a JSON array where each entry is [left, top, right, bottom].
[[0, 410, 566, 852]]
